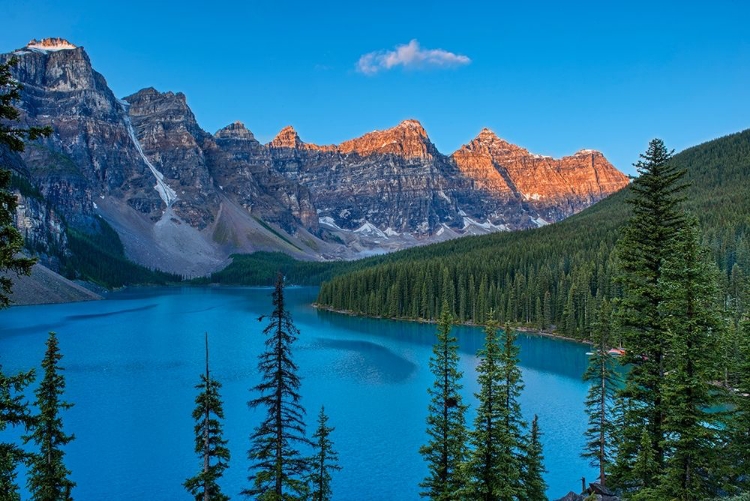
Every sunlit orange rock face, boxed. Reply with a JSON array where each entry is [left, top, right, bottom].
[[269, 126, 335, 152], [451, 128, 629, 205], [338, 119, 434, 159]]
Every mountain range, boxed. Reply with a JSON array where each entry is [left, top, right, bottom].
[[2, 38, 629, 278]]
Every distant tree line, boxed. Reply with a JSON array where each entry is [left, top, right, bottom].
[[316, 129, 750, 343]]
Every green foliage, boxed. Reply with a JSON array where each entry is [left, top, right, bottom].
[[612, 139, 687, 490], [656, 219, 728, 500], [0, 57, 48, 498], [244, 274, 310, 500], [581, 300, 619, 487], [521, 415, 547, 501], [307, 406, 340, 501], [252, 217, 303, 252], [203, 251, 397, 287], [712, 494, 750, 501], [419, 302, 468, 499], [727, 320, 750, 492], [23, 332, 75, 501], [184, 334, 230, 501], [206, 252, 341, 286], [0, 366, 35, 500], [63, 216, 181, 287], [465, 318, 526, 501], [316, 129, 750, 340], [0, 57, 52, 152], [9, 173, 43, 201]]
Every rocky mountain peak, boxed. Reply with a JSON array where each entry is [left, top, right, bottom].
[[395, 118, 427, 134], [452, 129, 629, 209], [214, 121, 256, 141], [477, 127, 499, 141], [459, 128, 529, 158], [338, 119, 434, 159], [124, 88, 193, 124], [25, 38, 77, 52], [269, 125, 304, 149]]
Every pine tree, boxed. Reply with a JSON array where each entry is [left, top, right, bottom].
[[244, 273, 309, 500], [656, 219, 728, 499], [727, 320, 750, 492], [466, 315, 520, 501], [0, 367, 35, 500], [612, 138, 687, 491], [23, 332, 75, 501], [581, 299, 618, 487], [307, 406, 340, 501], [184, 333, 230, 501], [419, 302, 468, 499], [498, 323, 528, 499], [521, 415, 547, 500]]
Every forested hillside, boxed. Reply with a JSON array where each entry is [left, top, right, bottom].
[[316, 129, 750, 340]]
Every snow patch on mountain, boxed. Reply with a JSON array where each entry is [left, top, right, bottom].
[[319, 216, 342, 230], [354, 221, 387, 239], [462, 217, 508, 232], [119, 100, 178, 207]]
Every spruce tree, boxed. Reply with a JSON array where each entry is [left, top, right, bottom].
[[521, 415, 547, 500], [419, 302, 468, 499], [184, 333, 230, 501], [612, 138, 687, 491], [24, 331, 75, 501], [307, 406, 340, 501], [656, 219, 727, 499], [498, 323, 528, 500], [581, 299, 618, 487], [466, 315, 520, 501], [244, 273, 309, 500], [0, 367, 35, 500], [727, 319, 750, 492]]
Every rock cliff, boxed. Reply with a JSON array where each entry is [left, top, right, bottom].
[[3, 38, 630, 276], [452, 128, 629, 221]]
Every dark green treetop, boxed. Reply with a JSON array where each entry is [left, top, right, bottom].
[[612, 138, 688, 490], [184, 333, 230, 501], [23, 331, 75, 501], [307, 406, 340, 501], [244, 273, 309, 500], [419, 302, 468, 499]]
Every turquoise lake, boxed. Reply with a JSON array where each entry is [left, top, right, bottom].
[[0, 286, 595, 499]]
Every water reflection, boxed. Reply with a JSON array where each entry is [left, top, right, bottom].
[[315, 308, 589, 380], [314, 338, 418, 384]]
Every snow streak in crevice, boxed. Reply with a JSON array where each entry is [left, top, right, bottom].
[[119, 100, 177, 207]]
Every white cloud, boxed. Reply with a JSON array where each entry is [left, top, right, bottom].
[[356, 39, 471, 75]]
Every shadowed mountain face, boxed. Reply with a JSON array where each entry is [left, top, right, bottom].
[[3, 38, 629, 276]]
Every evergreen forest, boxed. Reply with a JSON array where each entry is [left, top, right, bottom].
[[315, 129, 750, 341]]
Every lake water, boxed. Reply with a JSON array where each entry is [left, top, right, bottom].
[[0, 286, 594, 499]]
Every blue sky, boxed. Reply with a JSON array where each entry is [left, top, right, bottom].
[[1, 0, 749, 176]]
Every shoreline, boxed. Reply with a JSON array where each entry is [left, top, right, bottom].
[[313, 303, 593, 346]]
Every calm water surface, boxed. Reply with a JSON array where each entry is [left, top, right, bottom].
[[0, 286, 594, 499]]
